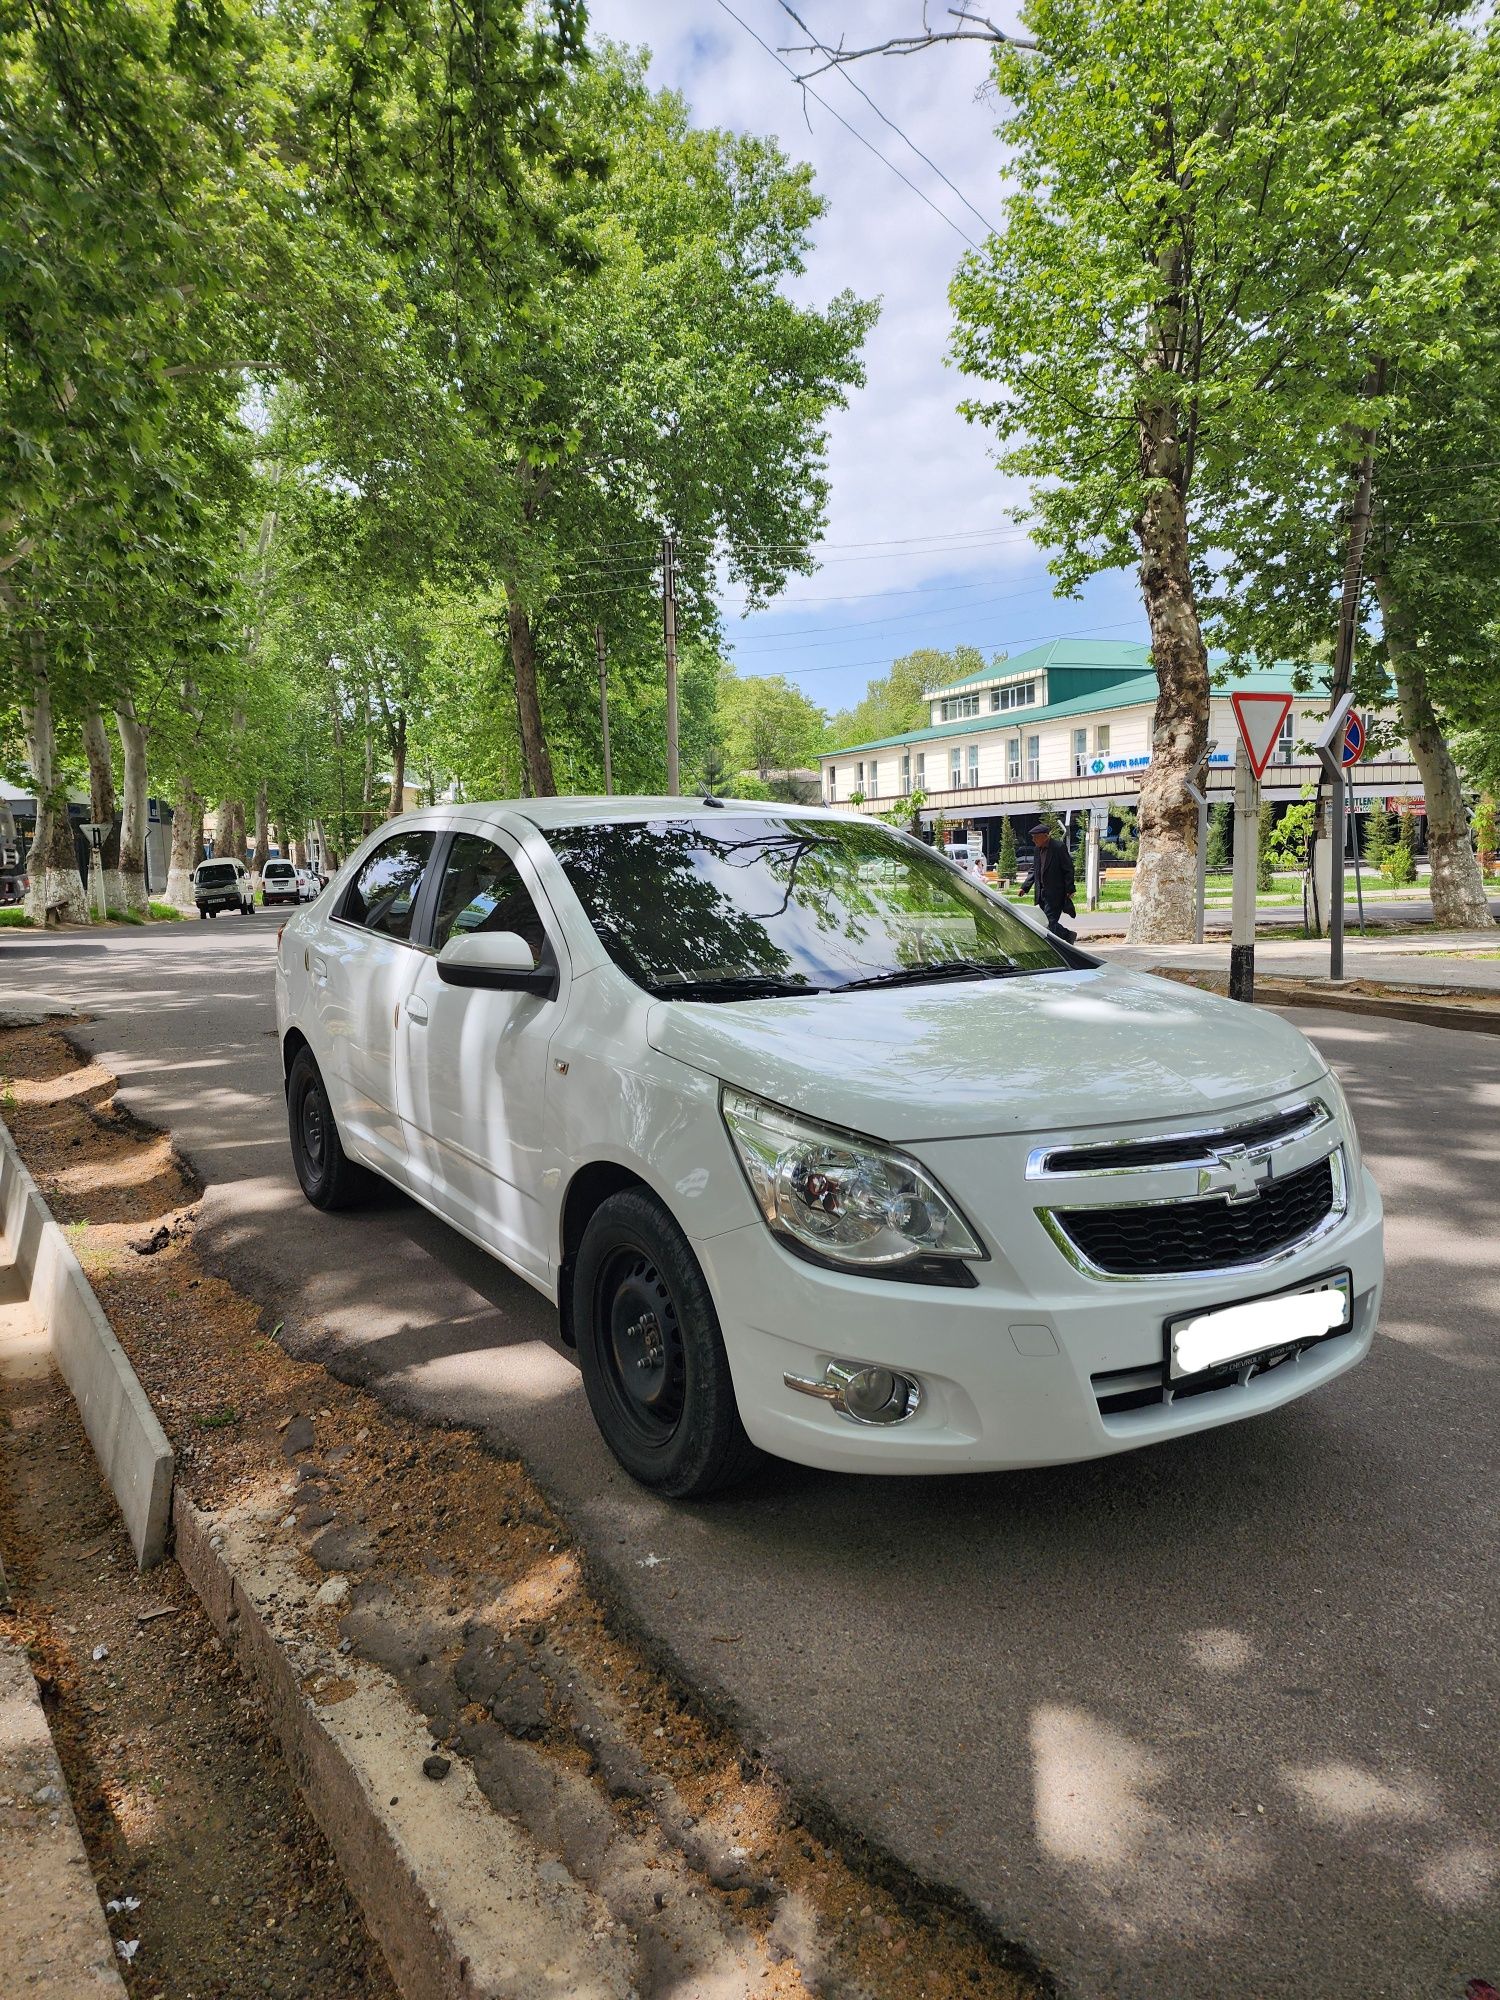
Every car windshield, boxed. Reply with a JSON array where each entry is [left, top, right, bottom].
[[265, 862, 292, 876], [197, 863, 236, 885], [545, 815, 1069, 998]]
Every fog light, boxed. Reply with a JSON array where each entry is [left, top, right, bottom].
[[784, 1360, 922, 1426]]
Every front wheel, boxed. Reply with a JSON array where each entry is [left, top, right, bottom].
[[286, 1048, 373, 1211], [572, 1189, 761, 1498]]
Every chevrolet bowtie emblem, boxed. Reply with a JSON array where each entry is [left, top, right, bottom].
[[1199, 1143, 1270, 1204]]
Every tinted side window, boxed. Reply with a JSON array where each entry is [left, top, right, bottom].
[[431, 834, 547, 959], [342, 832, 434, 942]]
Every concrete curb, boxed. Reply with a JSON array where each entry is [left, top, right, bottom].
[[0, 1632, 131, 1996], [0, 1117, 173, 1568], [1147, 967, 1500, 1036], [172, 1493, 634, 2000], [1257, 978, 1500, 1036]]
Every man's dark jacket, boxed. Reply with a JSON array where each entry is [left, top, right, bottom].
[[1021, 840, 1075, 918]]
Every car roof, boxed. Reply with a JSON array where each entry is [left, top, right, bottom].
[[502, 794, 845, 832]]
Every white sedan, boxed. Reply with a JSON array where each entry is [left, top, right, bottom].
[[274, 798, 1383, 1497]]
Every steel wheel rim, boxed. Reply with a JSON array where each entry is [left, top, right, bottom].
[[597, 1248, 687, 1445], [299, 1084, 327, 1175]]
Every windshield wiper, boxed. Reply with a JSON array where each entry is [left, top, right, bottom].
[[646, 975, 828, 1003], [837, 959, 1031, 992]]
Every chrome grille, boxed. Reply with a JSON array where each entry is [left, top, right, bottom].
[[1055, 1155, 1336, 1277]]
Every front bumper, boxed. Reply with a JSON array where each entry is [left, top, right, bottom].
[[694, 1163, 1383, 1476]]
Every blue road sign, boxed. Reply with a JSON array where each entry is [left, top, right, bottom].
[[1339, 711, 1367, 766]]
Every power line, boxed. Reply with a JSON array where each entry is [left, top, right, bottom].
[[708, 0, 985, 253], [727, 579, 1064, 647], [774, 0, 999, 238]]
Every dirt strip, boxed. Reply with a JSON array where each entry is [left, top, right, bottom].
[[0, 1022, 1041, 2000]]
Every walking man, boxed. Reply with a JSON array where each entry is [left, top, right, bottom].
[[1020, 822, 1077, 941]]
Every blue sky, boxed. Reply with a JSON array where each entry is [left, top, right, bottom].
[[586, 0, 1152, 717]]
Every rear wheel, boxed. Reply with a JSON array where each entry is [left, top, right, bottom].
[[287, 1048, 373, 1210], [573, 1189, 761, 1498]]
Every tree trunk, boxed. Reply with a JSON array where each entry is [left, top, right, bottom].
[[115, 694, 150, 911], [1127, 404, 1209, 943], [23, 640, 89, 925], [504, 584, 557, 797], [387, 709, 407, 818], [361, 698, 376, 834], [166, 774, 203, 911], [81, 705, 125, 910], [251, 780, 270, 884], [1372, 569, 1494, 930]]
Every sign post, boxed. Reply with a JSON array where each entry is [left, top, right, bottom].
[[82, 821, 110, 922], [1227, 694, 1293, 1003], [1229, 744, 1258, 1001]]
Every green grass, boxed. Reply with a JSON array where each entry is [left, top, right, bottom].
[[0, 907, 31, 927]]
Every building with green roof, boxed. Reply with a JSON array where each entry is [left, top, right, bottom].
[[818, 638, 1420, 851]]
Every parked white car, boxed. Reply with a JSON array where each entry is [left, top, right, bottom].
[[274, 799, 1383, 1497], [294, 866, 322, 904]]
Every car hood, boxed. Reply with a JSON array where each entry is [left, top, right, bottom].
[[645, 966, 1329, 1142]]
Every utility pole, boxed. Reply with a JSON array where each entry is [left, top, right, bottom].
[[595, 623, 614, 796], [662, 533, 680, 795]]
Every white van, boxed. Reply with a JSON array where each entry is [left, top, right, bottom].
[[193, 858, 254, 919]]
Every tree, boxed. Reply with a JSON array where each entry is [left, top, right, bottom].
[[1205, 802, 1231, 873], [720, 675, 826, 782], [949, 0, 1480, 942], [1257, 802, 1275, 892], [452, 59, 873, 795], [1385, 806, 1417, 888], [997, 816, 1018, 882], [827, 647, 984, 748], [1362, 807, 1392, 875]]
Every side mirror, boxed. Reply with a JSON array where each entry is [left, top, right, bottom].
[[436, 929, 558, 998]]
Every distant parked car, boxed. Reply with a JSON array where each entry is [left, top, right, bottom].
[[193, 857, 254, 919], [294, 867, 322, 904], [261, 858, 301, 907]]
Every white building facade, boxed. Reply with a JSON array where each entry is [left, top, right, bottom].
[[819, 639, 1423, 849]]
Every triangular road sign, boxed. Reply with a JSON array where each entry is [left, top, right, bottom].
[[1231, 691, 1294, 780]]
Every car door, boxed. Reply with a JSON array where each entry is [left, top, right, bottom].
[[397, 827, 564, 1285], [310, 827, 438, 1178]]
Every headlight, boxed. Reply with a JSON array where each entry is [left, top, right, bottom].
[[721, 1087, 985, 1275]]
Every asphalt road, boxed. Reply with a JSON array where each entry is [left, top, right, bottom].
[[5, 914, 1498, 2000]]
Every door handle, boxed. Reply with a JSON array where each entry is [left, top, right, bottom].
[[405, 994, 429, 1024]]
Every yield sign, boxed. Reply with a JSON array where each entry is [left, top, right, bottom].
[[1230, 690, 1294, 780]]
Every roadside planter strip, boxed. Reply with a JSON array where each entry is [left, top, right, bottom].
[[0, 1114, 173, 1568]]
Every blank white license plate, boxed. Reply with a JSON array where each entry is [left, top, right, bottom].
[[1165, 1270, 1352, 1381]]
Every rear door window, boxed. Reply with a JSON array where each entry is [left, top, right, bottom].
[[341, 832, 435, 943]]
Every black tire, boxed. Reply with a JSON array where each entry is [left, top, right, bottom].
[[286, 1048, 373, 1211], [572, 1189, 761, 1498], [198, 910, 207, 921]]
